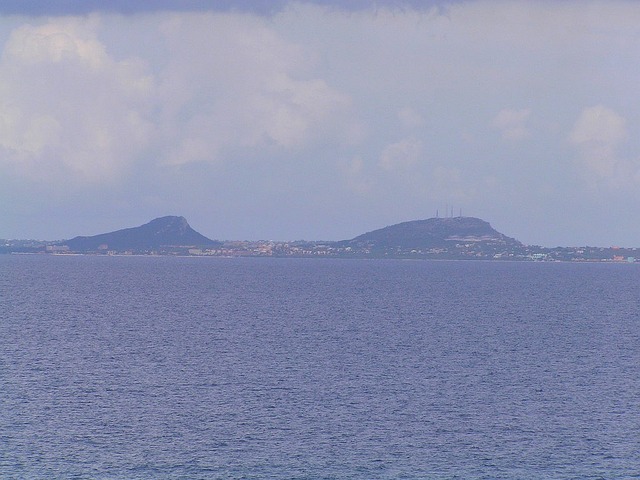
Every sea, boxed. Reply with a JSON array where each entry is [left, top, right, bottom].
[[2, 255, 640, 479]]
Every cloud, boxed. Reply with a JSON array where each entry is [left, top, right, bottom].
[[569, 105, 627, 146], [0, 12, 357, 183], [378, 137, 423, 171], [0, 0, 453, 16], [492, 108, 531, 141], [0, 0, 288, 16], [4, 1, 640, 246], [156, 12, 355, 166], [0, 18, 154, 183], [569, 105, 628, 181]]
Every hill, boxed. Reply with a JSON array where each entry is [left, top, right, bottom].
[[347, 216, 521, 250], [64, 216, 218, 252]]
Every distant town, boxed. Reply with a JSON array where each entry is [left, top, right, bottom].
[[3, 239, 639, 262], [2, 215, 640, 263]]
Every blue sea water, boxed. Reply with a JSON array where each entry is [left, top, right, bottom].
[[2, 255, 640, 479]]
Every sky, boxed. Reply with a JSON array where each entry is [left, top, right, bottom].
[[2, 0, 640, 246]]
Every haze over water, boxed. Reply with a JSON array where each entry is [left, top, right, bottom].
[[2, 255, 640, 478]]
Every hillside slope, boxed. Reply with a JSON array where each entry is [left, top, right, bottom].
[[64, 216, 218, 251], [348, 217, 521, 249]]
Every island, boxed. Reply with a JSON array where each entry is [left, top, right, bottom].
[[2, 215, 638, 262]]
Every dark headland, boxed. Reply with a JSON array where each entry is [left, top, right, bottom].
[[64, 216, 219, 252], [2, 215, 639, 262], [348, 216, 521, 250]]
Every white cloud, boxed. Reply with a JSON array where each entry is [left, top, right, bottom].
[[156, 12, 355, 166], [379, 137, 422, 171], [569, 105, 628, 181], [492, 108, 531, 141], [0, 12, 358, 182], [5, 2, 640, 245], [569, 105, 627, 146], [0, 18, 154, 183], [3, 17, 106, 67]]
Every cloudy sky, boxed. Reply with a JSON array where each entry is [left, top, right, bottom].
[[2, 0, 640, 246]]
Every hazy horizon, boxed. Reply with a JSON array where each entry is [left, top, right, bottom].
[[5, 213, 639, 249], [1, 213, 494, 243]]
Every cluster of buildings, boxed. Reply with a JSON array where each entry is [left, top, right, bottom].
[[5, 238, 640, 263], [56, 240, 639, 262]]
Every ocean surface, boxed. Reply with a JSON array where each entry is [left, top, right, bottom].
[[2, 255, 640, 479]]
